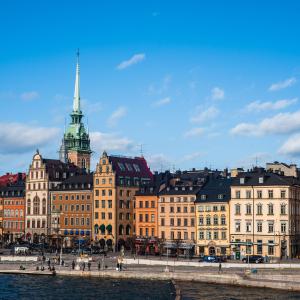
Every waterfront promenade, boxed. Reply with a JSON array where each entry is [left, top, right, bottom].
[[2, 255, 300, 292]]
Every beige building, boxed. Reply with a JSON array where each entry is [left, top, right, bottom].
[[195, 177, 231, 256], [158, 185, 198, 255], [93, 151, 152, 251], [266, 162, 298, 178], [25, 150, 81, 243], [230, 169, 300, 260]]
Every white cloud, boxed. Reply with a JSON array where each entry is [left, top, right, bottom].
[[190, 106, 219, 123], [279, 134, 300, 156], [269, 77, 296, 91], [211, 87, 224, 100], [90, 131, 133, 153], [152, 97, 171, 107], [246, 98, 298, 112], [231, 110, 300, 136], [148, 75, 171, 95], [0, 122, 59, 154], [20, 91, 39, 101], [107, 106, 127, 127], [117, 53, 145, 70], [184, 127, 205, 138]]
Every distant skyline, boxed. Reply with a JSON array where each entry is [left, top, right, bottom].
[[1, 1, 300, 174]]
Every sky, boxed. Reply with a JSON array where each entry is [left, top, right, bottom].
[[1, 1, 300, 174]]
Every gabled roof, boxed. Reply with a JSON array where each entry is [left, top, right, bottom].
[[196, 177, 231, 203], [0, 173, 26, 187], [109, 155, 153, 180]]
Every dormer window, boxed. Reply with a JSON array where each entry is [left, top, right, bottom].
[[218, 194, 223, 199], [189, 187, 193, 191], [133, 164, 140, 172], [240, 178, 245, 184], [201, 195, 207, 200], [259, 177, 264, 184], [175, 187, 178, 191], [118, 162, 126, 171]]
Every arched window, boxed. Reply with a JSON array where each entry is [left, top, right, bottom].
[[33, 196, 40, 215], [27, 199, 31, 215], [119, 224, 124, 235], [15, 209, 19, 217], [126, 225, 131, 235], [42, 198, 46, 215], [213, 215, 218, 225], [221, 215, 226, 225], [268, 203, 274, 215], [20, 210, 23, 217], [82, 158, 86, 169], [10, 209, 14, 217]]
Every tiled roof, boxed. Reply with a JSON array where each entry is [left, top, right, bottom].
[[109, 156, 153, 180], [159, 185, 201, 195], [195, 177, 231, 203], [0, 183, 25, 198], [0, 173, 26, 187], [52, 173, 93, 191]]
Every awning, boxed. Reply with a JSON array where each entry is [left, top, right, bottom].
[[75, 230, 79, 235], [179, 243, 195, 250], [106, 224, 112, 231], [64, 230, 68, 235], [86, 231, 90, 236], [70, 230, 74, 235], [100, 224, 105, 232], [80, 230, 85, 236]]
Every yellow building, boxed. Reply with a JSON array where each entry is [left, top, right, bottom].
[[230, 169, 300, 259], [195, 177, 231, 256], [93, 151, 153, 251]]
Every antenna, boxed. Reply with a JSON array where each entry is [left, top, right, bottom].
[[255, 156, 258, 167]]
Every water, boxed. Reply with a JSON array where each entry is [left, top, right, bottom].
[[0, 275, 175, 300], [179, 281, 300, 300], [1, 275, 300, 300]]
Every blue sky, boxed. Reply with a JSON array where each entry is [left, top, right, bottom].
[[1, 1, 300, 173]]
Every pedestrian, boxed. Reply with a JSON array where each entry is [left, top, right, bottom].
[[62, 260, 64, 266], [116, 256, 120, 271], [83, 262, 85, 271], [72, 260, 75, 270], [98, 261, 101, 271], [88, 261, 91, 271], [218, 262, 222, 273]]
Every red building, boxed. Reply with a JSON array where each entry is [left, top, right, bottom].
[[0, 174, 26, 243]]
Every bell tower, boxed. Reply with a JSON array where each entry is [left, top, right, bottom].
[[59, 50, 92, 170]]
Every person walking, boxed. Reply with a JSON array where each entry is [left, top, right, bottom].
[[83, 262, 85, 271], [72, 260, 75, 270], [88, 261, 91, 271], [218, 262, 222, 273], [98, 261, 101, 271]]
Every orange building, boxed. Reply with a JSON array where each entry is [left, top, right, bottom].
[[1, 179, 26, 243], [0, 196, 3, 245], [50, 174, 93, 247], [135, 186, 159, 238]]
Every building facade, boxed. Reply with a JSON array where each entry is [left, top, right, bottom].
[[195, 177, 231, 256], [158, 186, 198, 255], [230, 170, 300, 259], [93, 151, 153, 251], [25, 150, 81, 243], [50, 174, 93, 247]]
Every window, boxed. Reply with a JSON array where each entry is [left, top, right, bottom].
[[257, 240, 262, 254], [268, 240, 274, 255], [145, 214, 149, 222], [257, 190, 262, 199], [280, 204, 287, 215], [64, 218, 68, 226], [108, 213, 112, 219], [102, 190, 106, 196], [268, 190, 273, 199], [246, 190, 251, 199], [184, 206, 187, 213], [177, 218, 181, 226], [102, 200, 105, 208], [246, 239, 251, 254], [161, 206, 165, 213], [27, 199, 31, 215], [213, 205, 218, 211], [257, 221, 262, 232], [170, 218, 174, 226], [213, 215, 218, 225], [268, 203, 274, 215], [118, 162, 126, 171], [281, 222, 286, 233], [268, 222, 274, 233], [177, 206, 181, 213], [139, 214, 143, 222], [191, 218, 195, 226], [33, 196, 40, 215], [95, 200, 99, 208], [184, 232, 188, 240], [221, 231, 226, 240], [198, 216, 204, 226], [235, 221, 241, 232], [246, 204, 252, 215], [199, 231, 204, 240], [235, 191, 241, 199], [198, 206, 204, 212], [220, 205, 226, 211], [81, 218, 84, 226], [221, 215, 226, 225], [206, 216, 211, 225], [281, 190, 286, 199], [95, 212, 99, 219], [257, 204, 263, 215], [151, 214, 155, 222], [101, 212, 105, 219], [95, 190, 99, 197], [170, 206, 174, 213], [246, 221, 252, 232], [170, 231, 174, 240], [206, 231, 212, 240], [161, 218, 165, 226], [151, 201, 155, 208], [214, 231, 219, 240], [235, 204, 240, 215]]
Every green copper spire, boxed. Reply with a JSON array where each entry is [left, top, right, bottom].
[[59, 51, 91, 163]]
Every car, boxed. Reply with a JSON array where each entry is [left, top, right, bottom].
[[242, 255, 264, 263], [199, 255, 218, 262]]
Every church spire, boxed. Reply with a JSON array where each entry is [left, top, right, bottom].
[[73, 49, 81, 113]]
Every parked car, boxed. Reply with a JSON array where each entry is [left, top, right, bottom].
[[199, 255, 218, 262], [242, 255, 264, 263]]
